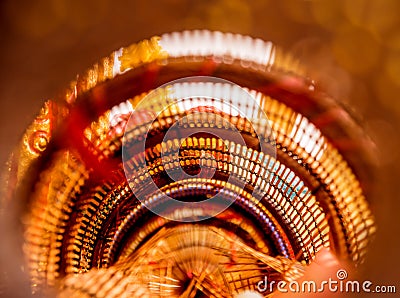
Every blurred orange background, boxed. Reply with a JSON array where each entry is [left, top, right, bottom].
[[0, 0, 399, 295]]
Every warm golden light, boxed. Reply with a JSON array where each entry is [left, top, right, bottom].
[[4, 30, 376, 297]]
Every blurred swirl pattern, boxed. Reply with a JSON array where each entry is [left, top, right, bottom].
[[1, 1, 399, 297], [2, 30, 377, 297]]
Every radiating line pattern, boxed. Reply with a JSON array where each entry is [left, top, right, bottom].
[[16, 31, 376, 297]]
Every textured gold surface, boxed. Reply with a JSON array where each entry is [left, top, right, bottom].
[[1, 2, 399, 298], [4, 31, 377, 297], [119, 36, 168, 72], [16, 101, 54, 188]]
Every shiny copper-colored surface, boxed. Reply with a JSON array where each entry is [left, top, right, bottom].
[[0, 1, 399, 297]]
